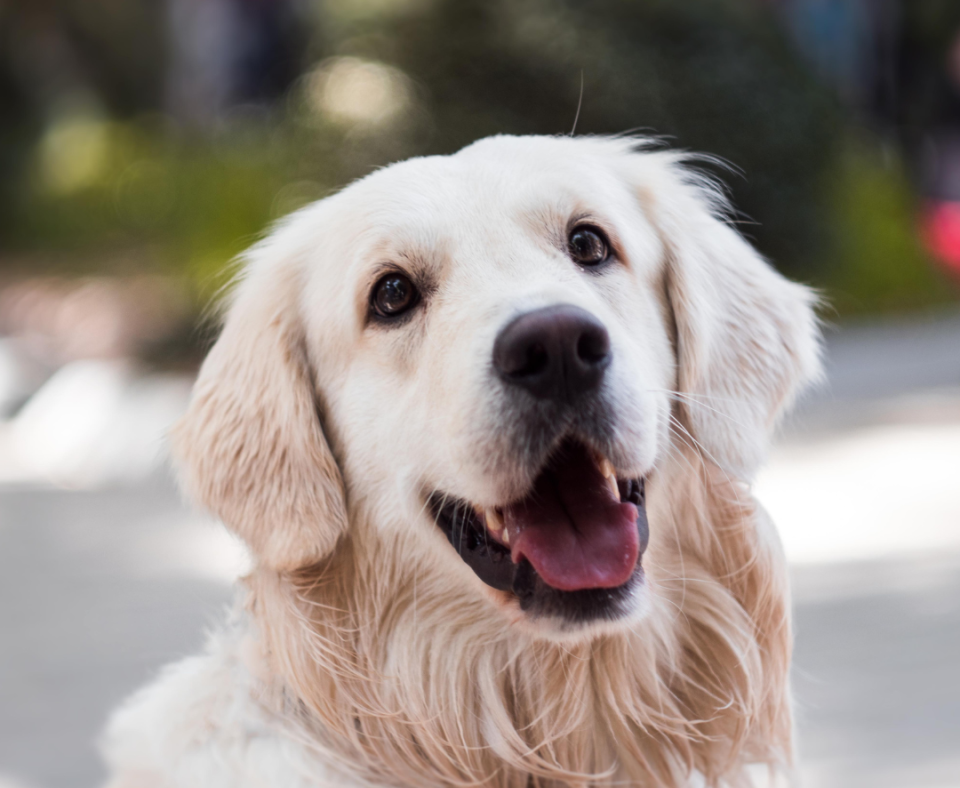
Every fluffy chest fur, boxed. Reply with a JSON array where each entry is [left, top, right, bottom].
[[104, 449, 792, 788]]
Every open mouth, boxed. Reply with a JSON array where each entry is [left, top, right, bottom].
[[428, 439, 649, 622]]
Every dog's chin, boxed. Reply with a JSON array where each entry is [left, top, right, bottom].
[[427, 438, 650, 635]]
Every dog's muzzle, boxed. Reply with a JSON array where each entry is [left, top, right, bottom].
[[428, 440, 648, 623], [429, 305, 650, 624]]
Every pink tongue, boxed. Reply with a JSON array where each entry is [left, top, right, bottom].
[[502, 444, 639, 591]]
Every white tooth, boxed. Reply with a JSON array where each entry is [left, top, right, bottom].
[[599, 458, 620, 500], [599, 457, 616, 480], [485, 507, 504, 535], [486, 508, 510, 544], [605, 473, 620, 500]]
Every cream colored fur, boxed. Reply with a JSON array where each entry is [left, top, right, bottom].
[[102, 135, 820, 788]]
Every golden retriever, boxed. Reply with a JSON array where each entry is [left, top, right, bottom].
[[102, 135, 820, 788]]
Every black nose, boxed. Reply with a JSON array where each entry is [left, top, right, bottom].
[[493, 304, 611, 402]]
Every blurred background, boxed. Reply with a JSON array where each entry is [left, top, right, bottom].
[[0, 1, 958, 786]]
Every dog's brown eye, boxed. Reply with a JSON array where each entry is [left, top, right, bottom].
[[568, 226, 610, 266], [371, 272, 419, 318]]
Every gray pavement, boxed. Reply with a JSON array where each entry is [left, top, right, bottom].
[[0, 477, 232, 788], [792, 557, 960, 787], [787, 309, 960, 436], [1, 308, 959, 788]]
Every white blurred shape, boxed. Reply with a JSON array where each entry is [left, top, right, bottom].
[[308, 57, 412, 126], [0, 360, 191, 488], [757, 422, 960, 564], [9, 360, 128, 485], [128, 514, 251, 584]]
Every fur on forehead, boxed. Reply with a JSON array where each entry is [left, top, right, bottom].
[[295, 135, 663, 258], [287, 137, 670, 345]]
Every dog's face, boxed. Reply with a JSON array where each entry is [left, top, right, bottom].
[[174, 136, 819, 638], [303, 138, 673, 629]]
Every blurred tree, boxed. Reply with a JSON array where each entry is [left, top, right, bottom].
[[320, 0, 841, 275], [0, 0, 164, 117], [166, 0, 310, 127], [5, 0, 952, 321]]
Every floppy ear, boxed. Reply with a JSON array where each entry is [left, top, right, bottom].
[[171, 256, 347, 571], [633, 151, 821, 479]]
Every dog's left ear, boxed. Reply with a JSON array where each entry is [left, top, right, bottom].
[[171, 255, 348, 571], [623, 149, 822, 479]]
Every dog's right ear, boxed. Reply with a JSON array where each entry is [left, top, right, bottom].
[[171, 257, 347, 571]]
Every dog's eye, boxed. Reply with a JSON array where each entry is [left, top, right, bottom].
[[371, 272, 419, 318], [568, 226, 610, 267]]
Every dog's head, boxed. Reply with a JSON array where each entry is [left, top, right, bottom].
[[174, 135, 819, 637]]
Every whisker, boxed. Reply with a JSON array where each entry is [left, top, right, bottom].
[[645, 387, 753, 433]]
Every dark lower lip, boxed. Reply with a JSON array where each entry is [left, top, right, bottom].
[[427, 478, 648, 623]]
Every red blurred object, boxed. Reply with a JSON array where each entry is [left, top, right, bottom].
[[921, 201, 960, 277]]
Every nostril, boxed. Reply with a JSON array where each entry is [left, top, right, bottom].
[[576, 327, 610, 365], [504, 341, 549, 379], [520, 342, 549, 377], [497, 339, 550, 379]]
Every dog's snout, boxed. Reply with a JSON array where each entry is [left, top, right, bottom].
[[493, 304, 611, 401]]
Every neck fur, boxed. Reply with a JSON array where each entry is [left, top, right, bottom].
[[248, 446, 792, 788]]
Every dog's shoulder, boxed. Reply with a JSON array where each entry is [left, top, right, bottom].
[[100, 614, 365, 788]]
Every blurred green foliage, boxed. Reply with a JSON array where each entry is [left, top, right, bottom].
[[3, 116, 321, 297], [0, 0, 956, 319], [825, 140, 956, 315], [354, 0, 840, 274]]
